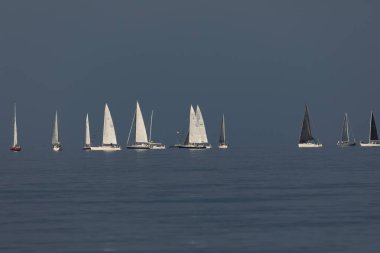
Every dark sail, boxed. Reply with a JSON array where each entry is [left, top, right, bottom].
[[370, 112, 379, 141], [219, 114, 226, 144], [341, 113, 349, 142], [299, 106, 314, 143]]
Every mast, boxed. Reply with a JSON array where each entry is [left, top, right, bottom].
[[149, 110, 154, 143], [13, 103, 18, 146], [126, 112, 135, 146]]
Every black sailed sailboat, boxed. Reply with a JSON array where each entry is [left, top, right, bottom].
[[298, 105, 322, 148], [218, 114, 228, 149], [360, 111, 380, 147], [337, 113, 356, 147]]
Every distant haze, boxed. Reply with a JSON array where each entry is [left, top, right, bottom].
[[1, 1, 379, 148]]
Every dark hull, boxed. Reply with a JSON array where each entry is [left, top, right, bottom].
[[10, 146, 22, 152], [337, 142, 356, 147]]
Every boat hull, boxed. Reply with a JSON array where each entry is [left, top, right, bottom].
[[337, 142, 356, 147], [127, 145, 150, 150], [83, 146, 91, 150], [175, 144, 212, 149], [10, 146, 22, 152], [359, 142, 380, 147], [218, 144, 228, 149], [53, 145, 63, 152], [90, 146, 121, 151], [298, 143, 323, 148]]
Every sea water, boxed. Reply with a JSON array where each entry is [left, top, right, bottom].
[[0, 147, 379, 252]]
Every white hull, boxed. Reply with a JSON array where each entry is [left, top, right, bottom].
[[53, 145, 62, 152], [128, 143, 166, 150], [175, 144, 212, 149], [149, 145, 166, 150], [359, 142, 380, 147], [218, 144, 228, 149], [298, 143, 323, 148], [90, 146, 121, 151]]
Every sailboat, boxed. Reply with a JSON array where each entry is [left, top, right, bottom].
[[10, 104, 21, 152], [337, 113, 356, 147], [148, 110, 166, 149], [90, 103, 121, 151], [218, 114, 228, 149], [83, 113, 91, 150], [52, 110, 63, 151], [127, 101, 150, 149], [298, 105, 322, 148], [127, 102, 165, 149], [175, 105, 211, 149], [360, 111, 380, 147]]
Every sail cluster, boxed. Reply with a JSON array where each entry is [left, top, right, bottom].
[[185, 105, 209, 144]]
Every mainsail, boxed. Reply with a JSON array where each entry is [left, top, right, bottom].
[[52, 111, 59, 145], [196, 105, 208, 143], [85, 113, 91, 146], [135, 101, 148, 143], [102, 104, 118, 145], [219, 114, 226, 145], [370, 112, 379, 141], [185, 105, 200, 144], [341, 113, 349, 142], [299, 106, 314, 143], [13, 104, 18, 146]]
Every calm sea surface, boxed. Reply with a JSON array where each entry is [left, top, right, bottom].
[[0, 147, 379, 252]]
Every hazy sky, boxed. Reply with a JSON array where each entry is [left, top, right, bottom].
[[0, 1, 379, 148]]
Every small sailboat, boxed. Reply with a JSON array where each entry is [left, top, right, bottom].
[[360, 111, 380, 147], [148, 110, 166, 150], [218, 114, 228, 149], [127, 101, 150, 149], [337, 113, 356, 147], [127, 102, 165, 149], [83, 113, 91, 150], [175, 105, 211, 149], [52, 110, 63, 151], [90, 103, 121, 151], [298, 105, 322, 148], [10, 104, 21, 152]]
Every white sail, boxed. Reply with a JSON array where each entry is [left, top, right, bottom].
[[52, 111, 59, 145], [13, 104, 18, 146], [196, 105, 208, 143], [102, 103, 118, 145], [85, 113, 91, 146], [135, 101, 148, 143], [187, 105, 200, 144]]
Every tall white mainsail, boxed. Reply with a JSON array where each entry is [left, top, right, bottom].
[[85, 113, 91, 146], [196, 105, 208, 143], [186, 105, 200, 144], [102, 103, 118, 145], [13, 104, 18, 146], [135, 101, 148, 143], [52, 111, 59, 145]]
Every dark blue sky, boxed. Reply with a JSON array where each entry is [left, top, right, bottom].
[[0, 1, 379, 148]]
